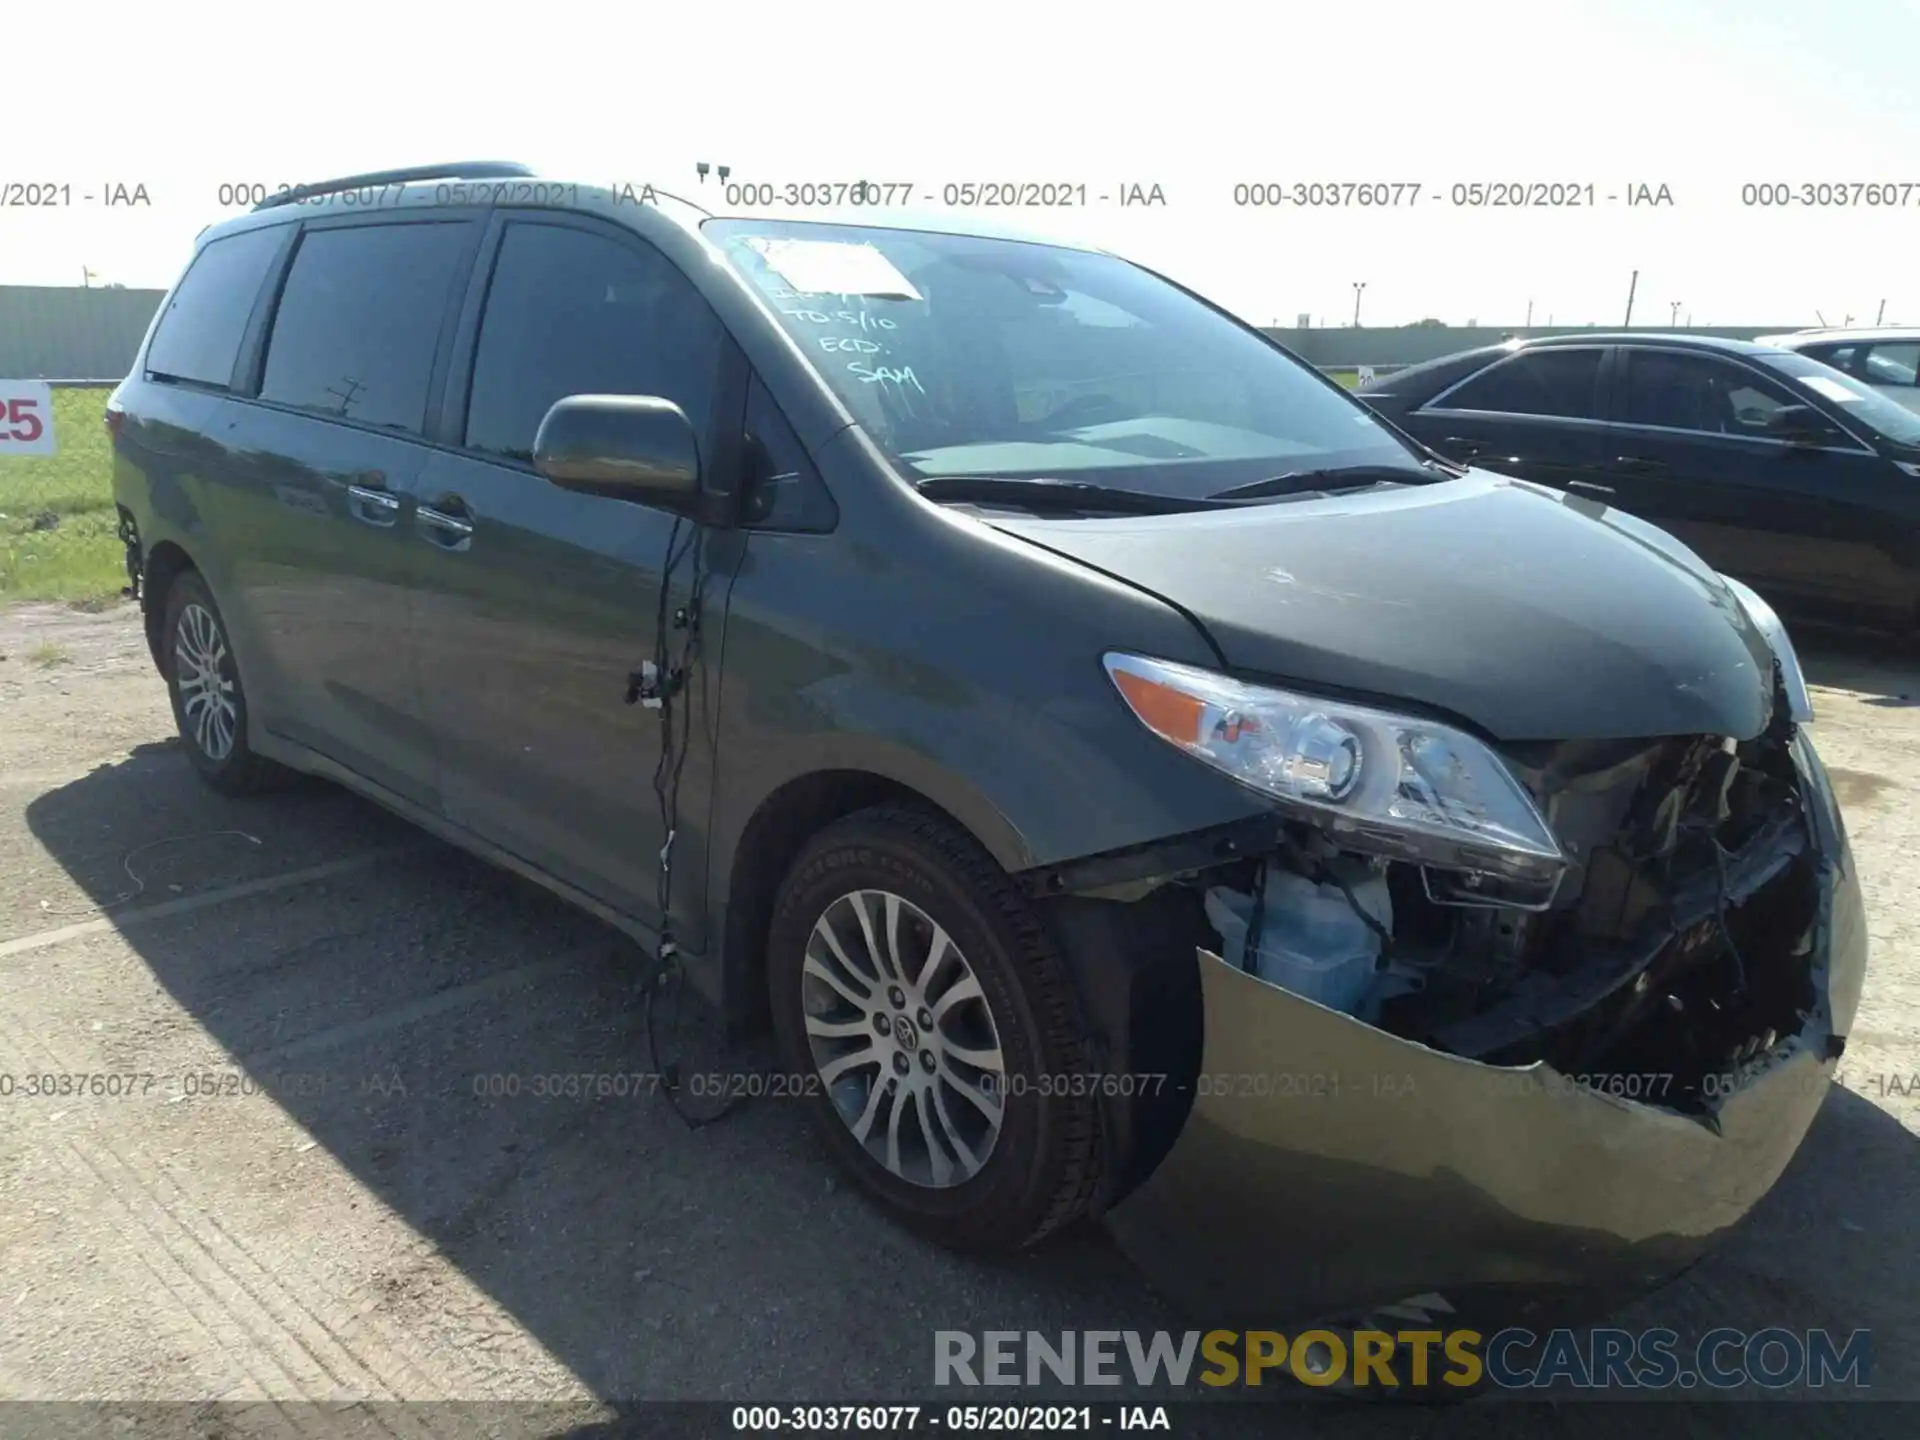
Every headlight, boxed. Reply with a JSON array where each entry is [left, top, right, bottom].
[[1718, 576, 1815, 724], [1104, 654, 1566, 901]]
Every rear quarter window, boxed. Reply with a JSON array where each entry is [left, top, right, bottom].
[[144, 226, 286, 389]]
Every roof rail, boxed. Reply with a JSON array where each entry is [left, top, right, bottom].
[[254, 161, 538, 211]]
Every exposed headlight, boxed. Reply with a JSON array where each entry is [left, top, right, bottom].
[[1718, 576, 1815, 724], [1103, 654, 1566, 900]]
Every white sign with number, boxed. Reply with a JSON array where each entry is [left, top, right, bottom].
[[0, 381, 56, 456]]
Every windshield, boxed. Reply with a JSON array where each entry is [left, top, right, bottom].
[[1763, 351, 1920, 448], [705, 218, 1426, 497]]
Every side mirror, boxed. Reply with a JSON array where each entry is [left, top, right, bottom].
[[533, 395, 733, 525], [1765, 403, 1830, 447]]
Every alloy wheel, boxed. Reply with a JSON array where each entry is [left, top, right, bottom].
[[175, 602, 238, 761], [800, 888, 1007, 1189]]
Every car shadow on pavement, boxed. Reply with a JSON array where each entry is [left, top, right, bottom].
[[19, 752, 1920, 1426], [20, 754, 1198, 1404]]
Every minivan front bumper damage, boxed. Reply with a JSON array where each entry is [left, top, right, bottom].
[[1102, 733, 1867, 1327]]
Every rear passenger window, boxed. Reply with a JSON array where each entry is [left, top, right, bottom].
[[464, 223, 724, 461], [260, 223, 471, 433], [1432, 349, 1604, 419], [145, 227, 284, 389]]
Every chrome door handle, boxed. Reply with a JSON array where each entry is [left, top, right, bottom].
[[1566, 479, 1616, 496], [417, 504, 474, 551], [346, 484, 400, 527]]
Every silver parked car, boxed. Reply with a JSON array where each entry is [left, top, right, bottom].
[[1758, 327, 1920, 414]]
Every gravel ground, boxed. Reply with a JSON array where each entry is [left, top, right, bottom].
[[0, 601, 1915, 1438]]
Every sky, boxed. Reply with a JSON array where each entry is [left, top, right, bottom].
[[2, 0, 1917, 327]]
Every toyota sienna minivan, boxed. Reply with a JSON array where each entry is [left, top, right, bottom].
[[110, 162, 1866, 1341]]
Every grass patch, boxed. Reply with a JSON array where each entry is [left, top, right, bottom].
[[27, 640, 71, 667], [0, 386, 124, 606]]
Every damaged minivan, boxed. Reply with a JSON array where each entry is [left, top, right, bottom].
[[111, 164, 1866, 1335]]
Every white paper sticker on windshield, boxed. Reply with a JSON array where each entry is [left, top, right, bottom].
[[1801, 374, 1865, 404], [744, 239, 922, 300]]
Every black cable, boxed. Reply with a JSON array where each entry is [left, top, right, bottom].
[[1327, 866, 1394, 956], [639, 514, 749, 1131], [1242, 860, 1269, 973], [1710, 836, 1750, 996]]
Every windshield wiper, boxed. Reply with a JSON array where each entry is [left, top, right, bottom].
[[913, 476, 1238, 515], [1206, 463, 1442, 502]]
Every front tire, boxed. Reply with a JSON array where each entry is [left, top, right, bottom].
[[162, 570, 288, 796], [768, 804, 1103, 1252]]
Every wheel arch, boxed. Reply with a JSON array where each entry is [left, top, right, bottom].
[[140, 539, 200, 672], [715, 767, 1024, 1038]]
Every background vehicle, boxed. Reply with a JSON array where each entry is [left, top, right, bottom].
[[1758, 327, 1920, 414], [1358, 333, 1920, 633], [108, 167, 1864, 1335]]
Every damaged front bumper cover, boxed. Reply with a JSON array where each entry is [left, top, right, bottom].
[[1100, 732, 1868, 1327]]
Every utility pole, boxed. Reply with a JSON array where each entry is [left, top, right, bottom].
[[322, 378, 365, 417], [1525, 299, 1533, 328], [1352, 282, 1367, 327], [81, 266, 98, 289], [1623, 270, 1639, 326], [1877, 299, 1888, 325], [1669, 301, 1682, 326]]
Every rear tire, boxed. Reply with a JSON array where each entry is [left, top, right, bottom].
[[161, 570, 290, 796], [768, 804, 1102, 1252]]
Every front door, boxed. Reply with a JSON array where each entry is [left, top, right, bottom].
[[407, 213, 744, 938], [1603, 347, 1908, 616]]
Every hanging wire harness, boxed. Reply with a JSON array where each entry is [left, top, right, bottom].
[[630, 514, 750, 1130]]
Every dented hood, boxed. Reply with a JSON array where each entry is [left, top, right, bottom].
[[987, 473, 1775, 742]]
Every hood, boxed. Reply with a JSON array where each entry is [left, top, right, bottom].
[[987, 473, 1776, 742]]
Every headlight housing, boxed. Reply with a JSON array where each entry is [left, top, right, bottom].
[[1104, 653, 1567, 906], [1719, 576, 1814, 724]]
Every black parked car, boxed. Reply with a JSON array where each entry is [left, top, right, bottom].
[[1358, 333, 1920, 633], [110, 164, 1864, 1340]]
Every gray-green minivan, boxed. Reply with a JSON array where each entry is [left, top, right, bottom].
[[110, 162, 1864, 1335]]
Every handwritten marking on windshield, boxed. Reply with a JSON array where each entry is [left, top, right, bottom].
[[783, 308, 899, 331], [851, 363, 926, 394]]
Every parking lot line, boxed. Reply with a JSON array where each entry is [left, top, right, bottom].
[[236, 955, 588, 1070], [0, 843, 426, 963]]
